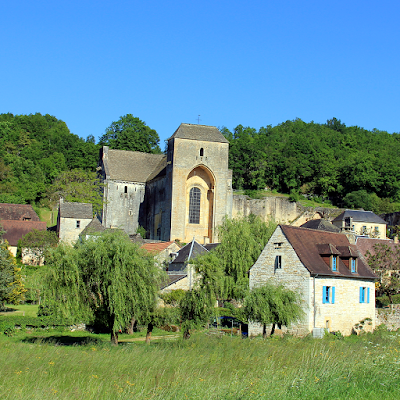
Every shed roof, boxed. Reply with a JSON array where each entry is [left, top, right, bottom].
[[0, 203, 40, 222], [160, 274, 187, 290], [280, 225, 376, 279], [80, 217, 105, 236], [1, 220, 47, 246], [140, 241, 178, 254], [332, 210, 387, 225], [59, 202, 93, 219], [104, 148, 166, 183], [168, 123, 229, 144]]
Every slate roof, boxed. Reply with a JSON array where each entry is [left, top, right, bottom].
[[280, 225, 377, 279], [160, 274, 187, 290], [168, 123, 229, 144], [59, 202, 93, 219], [332, 210, 387, 225], [0, 203, 40, 222], [104, 148, 167, 183], [170, 240, 209, 264], [79, 217, 105, 236], [300, 219, 341, 233], [1, 220, 47, 246]]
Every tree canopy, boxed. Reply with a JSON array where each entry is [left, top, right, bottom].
[[244, 283, 304, 337], [99, 114, 161, 154], [43, 230, 164, 344]]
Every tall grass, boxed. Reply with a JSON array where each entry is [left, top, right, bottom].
[[1, 328, 400, 399]]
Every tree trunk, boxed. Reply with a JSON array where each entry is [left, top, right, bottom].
[[183, 329, 191, 339], [262, 324, 267, 339], [270, 323, 276, 336], [111, 330, 119, 345], [145, 322, 154, 344], [126, 317, 136, 334]]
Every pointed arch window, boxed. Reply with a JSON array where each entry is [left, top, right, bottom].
[[189, 187, 201, 224]]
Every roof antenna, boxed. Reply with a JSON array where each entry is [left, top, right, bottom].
[[197, 115, 201, 124]]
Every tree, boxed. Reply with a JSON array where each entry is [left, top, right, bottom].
[[17, 230, 59, 265], [366, 243, 400, 303], [99, 114, 161, 154], [194, 215, 276, 301], [46, 169, 103, 215], [244, 283, 304, 338], [43, 230, 164, 344], [0, 242, 15, 310]]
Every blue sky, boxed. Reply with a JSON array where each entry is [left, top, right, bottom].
[[2, 0, 399, 145]]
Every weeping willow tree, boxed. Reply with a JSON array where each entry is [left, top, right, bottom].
[[43, 230, 164, 344], [194, 215, 276, 301], [244, 283, 304, 338]]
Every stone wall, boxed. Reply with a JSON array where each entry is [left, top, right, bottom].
[[59, 217, 92, 245], [232, 194, 342, 225], [376, 305, 400, 330]]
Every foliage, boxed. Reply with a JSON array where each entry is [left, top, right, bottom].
[[46, 169, 103, 214], [99, 114, 161, 154], [17, 229, 58, 265], [42, 230, 164, 344], [160, 289, 186, 307], [0, 242, 17, 310], [194, 215, 276, 301], [244, 283, 304, 337], [180, 288, 214, 339], [366, 243, 400, 303]]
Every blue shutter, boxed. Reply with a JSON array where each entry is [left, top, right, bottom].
[[322, 286, 327, 304], [367, 287, 370, 304], [359, 287, 362, 303], [331, 287, 335, 304]]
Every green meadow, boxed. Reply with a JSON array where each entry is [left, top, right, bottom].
[[0, 325, 400, 400]]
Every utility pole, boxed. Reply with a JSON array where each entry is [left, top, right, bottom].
[[197, 115, 201, 124]]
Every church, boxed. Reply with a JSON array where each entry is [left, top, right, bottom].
[[98, 123, 233, 244]]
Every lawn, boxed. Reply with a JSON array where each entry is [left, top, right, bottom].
[[0, 304, 39, 318], [0, 326, 399, 399]]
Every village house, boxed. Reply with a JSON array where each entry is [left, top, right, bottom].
[[0, 203, 47, 259], [249, 225, 377, 337]]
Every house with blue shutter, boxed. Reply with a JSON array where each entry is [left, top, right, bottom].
[[249, 225, 377, 337]]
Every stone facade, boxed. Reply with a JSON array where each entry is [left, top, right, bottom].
[[249, 225, 377, 337], [376, 305, 400, 331]]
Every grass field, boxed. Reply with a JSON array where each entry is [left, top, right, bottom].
[[0, 326, 400, 399], [0, 304, 39, 318]]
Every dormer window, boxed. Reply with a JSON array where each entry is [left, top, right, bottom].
[[350, 258, 357, 273], [331, 255, 338, 271]]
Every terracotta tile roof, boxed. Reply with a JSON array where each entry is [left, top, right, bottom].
[[140, 241, 177, 253], [168, 123, 229, 144], [0, 203, 40, 221], [332, 210, 387, 225], [1, 220, 47, 246], [59, 202, 93, 219], [356, 237, 399, 258], [104, 148, 167, 183], [280, 225, 377, 279]]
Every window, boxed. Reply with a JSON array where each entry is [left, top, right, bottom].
[[275, 255, 282, 269], [362, 226, 367, 235], [274, 242, 283, 249], [76, 220, 80, 229], [351, 258, 357, 273], [189, 187, 201, 224], [359, 287, 370, 303], [124, 186, 128, 194], [332, 256, 338, 271], [200, 148, 204, 157], [322, 286, 335, 304], [374, 226, 379, 235]]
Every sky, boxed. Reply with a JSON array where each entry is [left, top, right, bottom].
[[2, 0, 400, 145]]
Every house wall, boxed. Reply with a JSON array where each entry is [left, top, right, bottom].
[[59, 217, 92, 245], [332, 220, 386, 239], [103, 180, 145, 235], [249, 226, 376, 336]]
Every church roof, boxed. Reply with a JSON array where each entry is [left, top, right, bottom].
[[0, 203, 40, 221], [59, 202, 93, 219], [168, 123, 229, 144], [104, 148, 167, 183]]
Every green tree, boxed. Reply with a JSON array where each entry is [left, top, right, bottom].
[[17, 230, 59, 265], [366, 243, 400, 303], [43, 230, 164, 344], [99, 114, 161, 154], [244, 283, 304, 338], [46, 169, 103, 215], [0, 241, 15, 310], [194, 215, 276, 301]]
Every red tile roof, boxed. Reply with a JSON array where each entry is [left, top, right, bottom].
[[0, 203, 40, 221], [281, 225, 377, 279], [1, 220, 47, 246], [356, 237, 399, 259], [140, 241, 176, 253]]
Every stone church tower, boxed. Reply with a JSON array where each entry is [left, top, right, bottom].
[[99, 123, 232, 244]]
